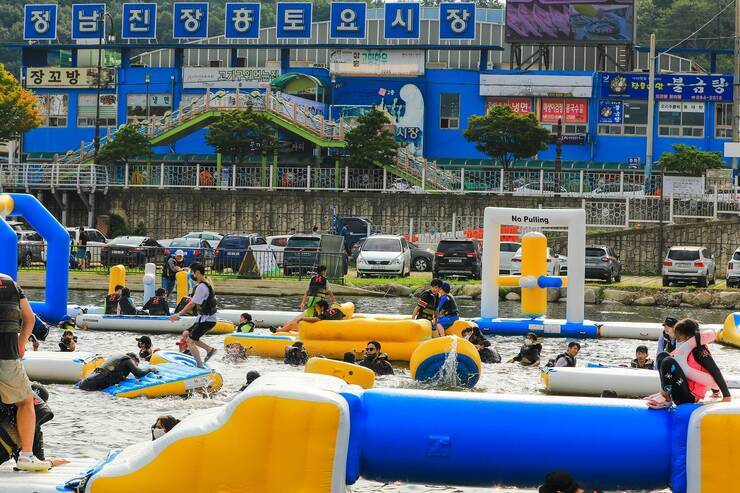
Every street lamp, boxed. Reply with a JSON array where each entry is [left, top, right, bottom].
[[93, 12, 115, 164]]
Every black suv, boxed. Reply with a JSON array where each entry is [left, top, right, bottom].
[[433, 239, 482, 279]]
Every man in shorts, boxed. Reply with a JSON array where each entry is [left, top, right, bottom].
[[0, 274, 50, 471], [170, 262, 217, 368]]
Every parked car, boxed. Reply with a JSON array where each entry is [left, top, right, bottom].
[[433, 239, 482, 280], [585, 245, 622, 283], [283, 235, 321, 276], [499, 241, 522, 274], [662, 246, 716, 287], [559, 255, 568, 275], [352, 238, 433, 272], [163, 238, 214, 268], [592, 183, 645, 198], [67, 227, 108, 265], [266, 234, 292, 265], [102, 236, 161, 268], [17, 231, 45, 267], [356, 235, 412, 277], [727, 248, 740, 288], [510, 247, 560, 276], [513, 183, 568, 195], [183, 231, 223, 249], [213, 233, 269, 272]]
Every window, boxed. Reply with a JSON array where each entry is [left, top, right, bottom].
[[539, 98, 588, 135], [252, 237, 267, 245], [35, 94, 68, 127], [598, 101, 648, 136], [77, 94, 117, 128], [658, 102, 704, 138], [271, 237, 288, 248], [126, 94, 172, 123], [715, 103, 733, 139], [440, 93, 460, 129]]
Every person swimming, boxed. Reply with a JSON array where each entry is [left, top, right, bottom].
[[462, 327, 501, 364]]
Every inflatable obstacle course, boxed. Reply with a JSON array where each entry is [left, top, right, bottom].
[[22, 351, 103, 384]]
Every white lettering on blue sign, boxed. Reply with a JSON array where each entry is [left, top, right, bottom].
[[384, 3, 420, 40], [225, 3, 260, 39], [71, 4, 106, 40], [277, 3, 312, 38], [122, 3, 157, 39], [439, 3, 476, 40]]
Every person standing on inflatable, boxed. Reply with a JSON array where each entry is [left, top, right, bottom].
[[434, 282, 459, 338], [0, 273, 49, 471], [300, 266, 335, 317], [161, 250, 185, 297], [170, 262, 218, 368]]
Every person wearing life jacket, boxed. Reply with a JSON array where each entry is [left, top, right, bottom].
[[58, 330, 77, 352], [413, 279, 441, 323], [284, 342, 308, 366], [300, 266, 336, 317], [104, 285, 123, 315], [78, 353, 157, 392], [276, 300, 345, 332], [462, 327, 501, 364], [654, 317, 677, 369], [647, 319, 731, 408], [170, 262, 218, 368], [236, 312, 255, 333], [161, 250, 185, 296], [143, 288, 170, 316], [136, 335, 157, 362], [549, 342, 581, 368], [631, 345, 654, 369], [0, 273, 51, 471], [358, 341, 394, 376], [508, 333, 543, 367], [434, 282, 459, 338], [31, 315, 50, 343]]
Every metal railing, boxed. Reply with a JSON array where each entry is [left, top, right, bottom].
[[0, 163, 108, 193]]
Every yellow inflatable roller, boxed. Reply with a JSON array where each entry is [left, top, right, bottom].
[[224, 333, 298, 358], [410, 336, 481, 388], [299, 318, 432, 361], [718, 313, 740, 348], [337, 302, 355, 318], [445, 319, 479, 337], [305, 357, 375, 389]]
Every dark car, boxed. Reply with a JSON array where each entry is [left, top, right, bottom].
[[433, 239, 482, 279], [102, 236, 161, 268], [213, 233, 268, 272], [284, 235, 348, 276], [585, 245, 622, 283], [352, 238, 433, 272], [164, 238, 214, 268]]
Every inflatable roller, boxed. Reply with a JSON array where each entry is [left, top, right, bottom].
[[410, 336, 481, 388], [541, 366, 660, 398], [444, 319, 478, 337], [22, 351, 103, 384], [305, 357, 375, 389], [76, 314, 235, 335], [104, 360, 223, 398], [299, 318, 432, 361], [337, 302, 355, 318], [108, 265, 126, 294], [224, 332, 297, 358], [718, 313, 740, 348]]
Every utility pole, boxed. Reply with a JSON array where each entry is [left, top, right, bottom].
[[733, 0, 740, 171], [645, 33, 656, 183], [93, 16, 104, 164]]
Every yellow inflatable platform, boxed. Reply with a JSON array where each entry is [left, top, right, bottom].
[[224, 333, 298, 358], [305, 357, 375, 389]]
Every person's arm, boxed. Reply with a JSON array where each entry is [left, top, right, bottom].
[[18, 298, 34, 357], [171, 300, 195, 320], [300, 292, 308, 311], [142, 298, 153, 312], [302, 316, 321, 323], [125, 358, 153, 378], [326, 285, 336, 302], [697, 352, 731, 400]]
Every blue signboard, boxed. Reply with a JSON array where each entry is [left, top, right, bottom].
[[122, 3, 157, 40], [439, 3, 476, 40], [225, 3, 261, 39], [330, 2, 367, 39], [598, 100, 623, 124], [173, 2, 209, 39], [277, 3, 312, 38], [71, 4, 106, 40], [24, 4, 58, 40], [601, 73, 733, 102], [384, 3, 420, 40]]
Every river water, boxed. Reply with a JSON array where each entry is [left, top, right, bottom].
[[25, 289, 738, 492]]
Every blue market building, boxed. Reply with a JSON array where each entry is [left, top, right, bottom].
[[12, 3, 736, 168]]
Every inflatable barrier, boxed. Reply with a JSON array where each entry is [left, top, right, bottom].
[[410, 336, 481, 388], [718, 312, 740, 348], [75, 314, 234, 335], [444, 319, 478, 337], [103, 361, 223, 398], [224, 332, 298, 358], [14, 373, 740, 493], [305, 357, 375, 389], [22, 351, 103, 384]]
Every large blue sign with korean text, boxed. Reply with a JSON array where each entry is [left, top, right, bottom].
[[225, 3, 260, 39], [72, 4, 106, 40], [24, 4, 58, 40], [384, 3, 420, 40], [173, 2, 209, 39], [598, 100, 623, 124], [601, 73, 733, 102], [122, 3, 157, 40], [277, 3, 312, 39], [439, 3, 476, 40], [330, 2, 367, 39]]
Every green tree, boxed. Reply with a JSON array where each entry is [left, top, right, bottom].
[[205, 108, 279, 164], [464, 104, 550, 168], [97, 123, 152, 166], [345, 108, 402, 169], [0, 63, 40, 143], [658, 144, 725, 176]]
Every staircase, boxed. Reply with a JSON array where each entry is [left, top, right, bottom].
[[56, 90, 454, 191]]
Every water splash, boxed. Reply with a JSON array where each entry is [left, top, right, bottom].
[[429, 336, 460, 388]]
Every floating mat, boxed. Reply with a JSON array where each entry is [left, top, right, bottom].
[[0, 458, 99, 493], [103, 362, 223, 398], [22, 351, 103, 384], [75, 314, 234, 335]]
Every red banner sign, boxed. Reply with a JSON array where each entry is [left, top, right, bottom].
[[540, 98, 589, 123], [487, 97, 533, 115]]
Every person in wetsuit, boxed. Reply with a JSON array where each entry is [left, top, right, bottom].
[[412, 279, 441, 323], [549, 342, 581, 368], [358, 341, 394, 376], [462, 327, 501, 364], [648, 319, 731, 408], [300, 266, 336, 317], [117, 287, 141, 315], [104, 285, 123, 315], [508, 333, 543, 367], [631, 345, 654, 369], [654, 317, 677, 369], [284, 342, 308, 366], [78, 353, 157, 391], [434, 282, 459, 338], [143, 288, 170, 316]]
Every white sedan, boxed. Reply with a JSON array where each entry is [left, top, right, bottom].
[[510, 247, 560, 276]]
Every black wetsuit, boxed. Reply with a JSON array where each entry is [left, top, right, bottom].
[[118, 297, 138, 315], [143, 296, 169, 316], [139, 348, 153, 362], [512, 342, 542, 366], [104, 293, 120, 315], [467, 329, 501, 364], [359, 353, 394, 376], [415, 290, 437, 321], [0, 389, 53, 464], [78, 354, 153, 391]]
